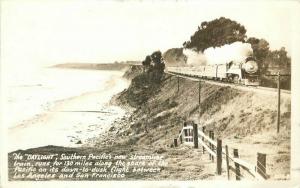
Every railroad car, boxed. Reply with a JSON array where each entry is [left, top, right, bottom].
[[166, 57, 260, 86]]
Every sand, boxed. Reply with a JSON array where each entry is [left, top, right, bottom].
[[8, 72, 130, 152]]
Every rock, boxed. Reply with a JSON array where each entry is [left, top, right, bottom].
[[109, 126, 115, 131], [155, 148, 167, 154], [76, 140, 82, 144]]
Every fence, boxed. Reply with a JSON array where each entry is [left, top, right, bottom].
[[173, 122, 269, 180]]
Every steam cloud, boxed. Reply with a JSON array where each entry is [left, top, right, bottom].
[[183, 49, 207, 66], [183, 42, 253, 66]]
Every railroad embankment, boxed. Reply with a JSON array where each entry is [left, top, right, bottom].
[[104, 65, 291, 179]]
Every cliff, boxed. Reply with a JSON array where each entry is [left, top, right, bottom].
[[107, 65, 291, 180]]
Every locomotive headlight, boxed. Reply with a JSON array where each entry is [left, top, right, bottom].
[[242, 60, 258, 74]]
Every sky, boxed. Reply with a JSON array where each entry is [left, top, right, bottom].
[[0, 0, 297, 69]]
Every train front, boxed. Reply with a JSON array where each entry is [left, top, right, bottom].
[[241, 57, 260, 86]]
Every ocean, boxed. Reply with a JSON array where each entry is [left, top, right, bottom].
[[3, 67, 129, 151]]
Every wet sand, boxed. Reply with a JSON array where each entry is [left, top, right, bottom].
[[8, 72, 130, 152]]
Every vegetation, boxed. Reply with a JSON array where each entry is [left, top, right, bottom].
[[246, 38, 291, 89], [141, 50, 165, 83], [119, 51, 167, 107], [183, 17, 247, 51], [246, 37, 270, 71], [182, 17, 291, 89], [162, 48, 186, 66]]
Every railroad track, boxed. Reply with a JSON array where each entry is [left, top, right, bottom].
[[165, 71, 291, 96]]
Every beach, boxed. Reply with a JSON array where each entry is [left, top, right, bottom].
[[6, 66, 291, 181], [7, 68, 130, 152]]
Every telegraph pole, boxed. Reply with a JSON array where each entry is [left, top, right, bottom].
[[277, 72, 281, 133], [198, 80, 201, 125], [265, 72, 290, 133], [177, 77, 180, 92]]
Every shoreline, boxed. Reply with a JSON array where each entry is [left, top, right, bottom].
[[8, 71, 130, 152], [7, 66, 291, 180]]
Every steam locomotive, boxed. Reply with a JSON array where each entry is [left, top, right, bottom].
[[166, 57, 260, 86]]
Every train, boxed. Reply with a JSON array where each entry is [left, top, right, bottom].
[[166, 57, 260, 86]]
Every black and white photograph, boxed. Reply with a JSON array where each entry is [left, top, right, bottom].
[[0, 0, 300, 187]]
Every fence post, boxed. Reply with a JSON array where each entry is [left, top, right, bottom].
[[202, 126, 206, 154], [216, 139, 222, 175], [233, 149, 241, 180], [177, 77, 180, 92], [183, 122, 187, 142], [209, 131, 213, 160], [189, 126, 193, 142], [257, 153, 267, 179], [174, 138, 178, 147], [198, 80, 201, 127], [211, 131, 215, 162], [179, 130, 183, 144], [193, 124, 198, 148], [225, 145, 230, 180]]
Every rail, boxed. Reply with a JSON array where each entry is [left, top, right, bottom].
[[165, 71, 291, 95]]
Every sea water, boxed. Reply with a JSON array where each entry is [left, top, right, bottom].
[[2, 67, 130, 151]]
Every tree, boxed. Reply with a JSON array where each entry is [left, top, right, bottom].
[[265, 48, 291, 69], [184, 17, 247, 51], [246, 37, 270, 72], [142, 55, 151, 67], [142, 55, 151, 73], [246, 38, 269, 61], [150, 51, 165, 83], [260, 47, 291, 89], [163, 48, 187, 66]]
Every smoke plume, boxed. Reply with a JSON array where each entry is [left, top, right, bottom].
[[183, 49, 207, 66], [183, 42, 253, 66]]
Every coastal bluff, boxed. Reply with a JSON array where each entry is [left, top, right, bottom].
[[8, 64, 291, 180]]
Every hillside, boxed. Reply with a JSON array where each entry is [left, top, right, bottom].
[[8, 65, 291, 180], [100, 66, 291, 180]]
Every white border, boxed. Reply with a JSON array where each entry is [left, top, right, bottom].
[[1, 0, 300, 187]]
